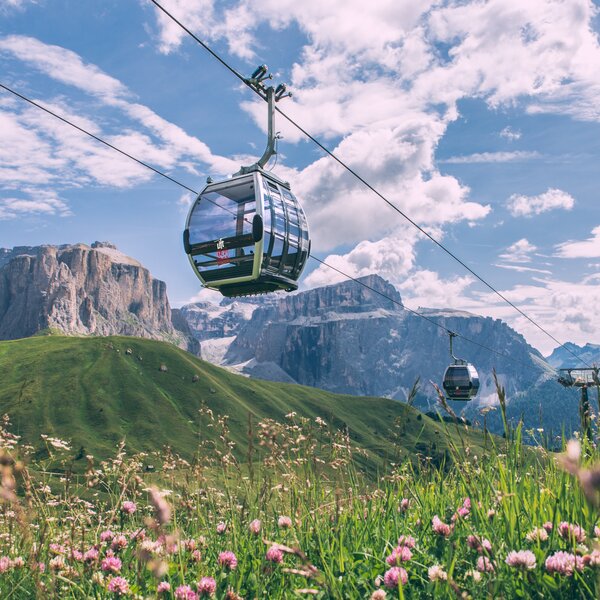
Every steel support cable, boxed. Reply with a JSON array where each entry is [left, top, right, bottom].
[[146, 0, 591, 370], [0, 84, 197, 196], [0, 82, 536, 370], [0, 83, 249, 222]]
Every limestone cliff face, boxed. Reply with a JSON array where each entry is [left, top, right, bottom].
[[0, 242, 198, 352]]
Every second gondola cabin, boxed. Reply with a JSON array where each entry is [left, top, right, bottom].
[[442, 363, 480, 401], [183, 168, 310, 298], [442, 331, 480, 401]]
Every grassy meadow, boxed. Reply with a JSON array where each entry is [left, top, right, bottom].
[[0, 335, 488, 470]]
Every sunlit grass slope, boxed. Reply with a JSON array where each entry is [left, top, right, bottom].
[[0, 335, 484, 468]]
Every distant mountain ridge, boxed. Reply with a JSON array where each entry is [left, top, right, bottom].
[[545, 342, 600, 369], [227, 276, 553, 404], [0, 242, 197, 353]]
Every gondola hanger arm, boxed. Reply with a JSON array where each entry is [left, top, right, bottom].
[[237, 65, 292, 175], [448, 331, 466, 365]]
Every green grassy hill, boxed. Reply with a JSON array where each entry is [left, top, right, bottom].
[[0, 335, 485, 470]]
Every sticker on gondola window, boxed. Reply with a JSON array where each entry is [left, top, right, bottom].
[[216, 248, 229, 265]]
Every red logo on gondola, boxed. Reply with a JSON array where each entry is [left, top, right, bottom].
[[216, 239, 229, 265]]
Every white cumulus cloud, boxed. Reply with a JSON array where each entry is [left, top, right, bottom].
[[556, 225, 600, 258], [472, 276, 600, 355], [141, 0, 600, 278], [0, 35, 240, 177], [0, 34, 252, 220], [303, 232, 420, 289], [398, 269, 475, 310], [499, 126, 522, 141], [145, 0, 257, 60], [499, 239, 537, 263], [507, 188, 575, 217], [0, 189, 71, 220]]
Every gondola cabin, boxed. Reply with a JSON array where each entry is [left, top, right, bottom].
[[442, 363, 480, 401], [183, 168, 310, 297]]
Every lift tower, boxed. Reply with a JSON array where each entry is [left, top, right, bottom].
[[557, 367, 600, 442]]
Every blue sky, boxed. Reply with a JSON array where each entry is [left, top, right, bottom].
[[1, 0, 600, 354]]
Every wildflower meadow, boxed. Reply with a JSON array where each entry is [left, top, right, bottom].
[[0, 391, 599, 599]]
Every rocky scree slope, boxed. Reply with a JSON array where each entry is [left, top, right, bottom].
[[173, 295, 276, 365]]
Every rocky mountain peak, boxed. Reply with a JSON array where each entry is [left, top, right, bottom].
[[205, 271, 550, 403], [322, 274, 402, 308], [0, 242, 197, 352], [546, 342, 600, 368]]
